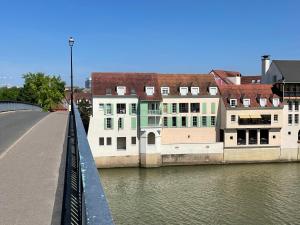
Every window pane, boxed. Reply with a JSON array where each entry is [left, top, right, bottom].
[[106, 137, 112, 145], [131, 137, 136, 145], [237, 130, 246, 145], [99, 137, 104, 146], [260, 129, 269, 144], [249, 130, 257, 145]]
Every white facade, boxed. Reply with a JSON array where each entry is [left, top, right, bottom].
[[88, 97, 139, 160]]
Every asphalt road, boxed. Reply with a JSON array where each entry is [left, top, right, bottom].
[[0, 110, 48, 154]]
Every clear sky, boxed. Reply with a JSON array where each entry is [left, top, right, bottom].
[[0, 0, 299, 87]]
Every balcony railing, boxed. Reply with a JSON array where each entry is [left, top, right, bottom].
[[284, 91, 300, 97], [61, 104, 114, 225], [148, 109, 161, 115]]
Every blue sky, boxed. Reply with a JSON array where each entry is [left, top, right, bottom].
[[0, 0, 299, 87]]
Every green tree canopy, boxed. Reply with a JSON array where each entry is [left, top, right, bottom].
[[0, 86, 22, 101], [21, 72, 65, 111]]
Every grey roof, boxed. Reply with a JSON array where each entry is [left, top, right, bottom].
[[273, 60, 300, 82]]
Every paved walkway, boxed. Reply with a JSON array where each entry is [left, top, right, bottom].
[[0, 111, 69, 225]]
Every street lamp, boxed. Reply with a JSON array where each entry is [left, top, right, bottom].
[[69, 37, 74, 113]]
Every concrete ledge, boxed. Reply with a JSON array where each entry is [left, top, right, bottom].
[[162, 153, 224, 166], [95, 155, 139, 168], [140, 153, 161, 168], [280, 148, 300, 161]]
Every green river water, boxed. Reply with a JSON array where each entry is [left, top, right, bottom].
[[99, 163, 300, 225]]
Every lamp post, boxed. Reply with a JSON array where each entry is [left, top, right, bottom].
[[69, 37, 74, 113]]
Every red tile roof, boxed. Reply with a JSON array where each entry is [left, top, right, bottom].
[[219, 84, 282, 108], [211, 70, 241, 85], [241, 76, 261, 84], [91, 72, 218, 100]]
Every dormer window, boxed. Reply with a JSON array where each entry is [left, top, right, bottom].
[[230, 99, 237, 107], [209, 87, 218, 95], [117, 86, 126, 95], [180, 87, 188, 96], [145, 86, 155, 96], [191, 87, 199, 95], [130, 89, 136, 95], [273, 98, 280, 107], [243, 99, 250, 107], [106, 88, 112, 95], [161, 87, 170, 96], [259, 98, 267, 107]]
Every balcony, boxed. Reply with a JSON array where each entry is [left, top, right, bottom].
[[284, 91, 300, 97], [148, 109, 162, 115], [238, 115, 271, 125]]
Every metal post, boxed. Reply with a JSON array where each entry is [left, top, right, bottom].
[[70, 45, 73, 114]]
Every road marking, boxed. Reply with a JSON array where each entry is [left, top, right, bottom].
[[0, 113, 50, 160]]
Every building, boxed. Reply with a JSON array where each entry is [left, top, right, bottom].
[[262, 57, 300, 160], [88, 73, 223, 168]]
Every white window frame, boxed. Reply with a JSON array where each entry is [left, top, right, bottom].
[[231, 115, 236, 122], [180, 87, 188, 96], [243, 99, 250, 107], [209, 87, 218, 96], [99, 103, 104, 110], [116, 86, 126, 95], [161, 87, 170, 96], [272, 98, 280, 107], [146, 86, 155, 96], [191, 87, 199, 95], [259, 98, 267, 107], [230, 99, 237, 107], [274, 114, 278, 122]]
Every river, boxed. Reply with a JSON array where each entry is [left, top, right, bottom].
[[99, 163, 300, 225]]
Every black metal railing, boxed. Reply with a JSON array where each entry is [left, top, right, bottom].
[[61, 104, 114, 225], [0, 100, 42, 112]]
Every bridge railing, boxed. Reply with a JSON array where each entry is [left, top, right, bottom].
[[61, 104, 114, 225], [0, 100, 42, 112]]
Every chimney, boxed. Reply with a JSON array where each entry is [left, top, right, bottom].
[[261, 55, 270, 76]]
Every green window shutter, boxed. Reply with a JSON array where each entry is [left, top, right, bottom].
[[177, 116, 181, 127], [207, 116, 211, 127], [121, 118, 124, 129], [202, 103, 207, 114], [168, 117, 172, 127], [131, 117, 136, 129], [104, 118, 107, 129], [168, 104, 172, 114], [176, 104, 179, 113], [104, 105, 107, 115], [211, 103, 216, 114], [199, 116, 202, 127], [129, 104, 132, 115], [140, 102, 148, 116], [190, 117, 193, 127], [111, 104, 114, 115], [111, 118, 114, 129]]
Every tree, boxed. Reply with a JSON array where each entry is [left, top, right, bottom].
[[0, 86, 23, 101], [21, 72, 65, 111], [78, 99, 92, 133]]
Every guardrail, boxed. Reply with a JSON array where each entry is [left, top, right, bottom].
[[61, 104, 114, 225], [0, 100, 42, 112]]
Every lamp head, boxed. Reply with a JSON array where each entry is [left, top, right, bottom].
[[69, 37, 74, 47]]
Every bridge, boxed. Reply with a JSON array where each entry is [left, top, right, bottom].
[[0, 101, 114, 225]]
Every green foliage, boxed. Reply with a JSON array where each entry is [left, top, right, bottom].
[[0, 86, 23, 101], [21, 72, 65, 111], [78, 100, 92, 132]]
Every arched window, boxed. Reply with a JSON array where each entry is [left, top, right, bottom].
[[147, 132, 155, 145]]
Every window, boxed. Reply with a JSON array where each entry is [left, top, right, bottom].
[[148, 102, 159, 114], [161, 87, 169, 96], [260, 129, 269, 144], [259, 98, 267, 107], [180, 87, 188, 96], [106, 104, 112, 114], [117, 86, 126, 95], [209, 87, 218, 95], [190, 103, 200, 113], [99, 104, 104, 110], [163, 103, 168, 114], [243, 99, 250, 107], [130, 89, 136, 95], [191, 87, 199, 95], [106, 137, 112, 145], [131, 104, 137, 114], [117, 137, 126, 150], [172, 103, 177, 113], [117, 104, 126, 114], [105, 118, 113, 129], [106, 89, 112, 95], [202, 116, 207, 127], [295, 101, 299, 111], [163, 117, 168, 127], [99, 137, 104, 146], [147, 132, 155, 144], [288, 114, 293, 125], [211, 116, 216, 126], [131, 137, 136, 145], [192, 116, 198, 127], [237, 130, 246, 145], [146, 86, 155, 96], [249, 130, 257, 145], [273, 98, 280, 107], [230, 99, 237, 107], [274, 114, 278, 122], [172, 117, 177, 127], [181, 117, 187, 127], [295, 114, 299, 124], [179, 103, 189, 113], [288, 101, 293, 111], [118, 118, 123, 129], [231, 115, 236, 122]]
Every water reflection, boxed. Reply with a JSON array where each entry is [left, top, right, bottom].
[[100, 163, 300, 225]]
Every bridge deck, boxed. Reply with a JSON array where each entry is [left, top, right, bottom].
[[0, 111, 68, 225]]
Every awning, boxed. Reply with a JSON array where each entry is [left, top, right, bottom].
[[250, 114, 262, 119], [239, 115, 251, 119]]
